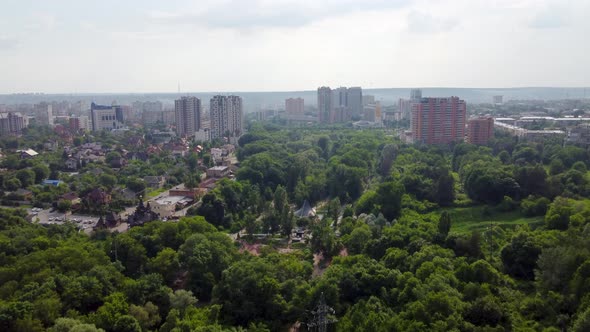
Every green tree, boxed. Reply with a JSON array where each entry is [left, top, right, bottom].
[[572, 307, 590, 332], [113, 315, 141, 332], [16, 168, 35, 187], [129, 302, 161, 331], [169, 290, 197, 317], [346, 225, 372, 255], [438, 212, 452, 238], [213, 259, 287, 325], [375, 181, 404, 221], [501, 232, 541, 280], [98, 173, 117, 189], [147, 247, 180, 285], [32, 164, 50, 183]]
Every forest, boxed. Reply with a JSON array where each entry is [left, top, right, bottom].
[[3, 122, 590, 331]]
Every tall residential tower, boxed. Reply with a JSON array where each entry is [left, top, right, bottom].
[[411, 96, 466, 144], [174, 96, 202, 137], [209, 95, 243, 140]]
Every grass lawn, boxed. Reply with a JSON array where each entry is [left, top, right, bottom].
[[436, 206, 545, 234], [146, 188, 167, 198]]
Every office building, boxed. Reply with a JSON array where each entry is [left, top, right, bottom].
[[90, 102, 125, 131], [0, 112, 27, 136], [286, 98, 304, 114], [467, 116, 494, 145], [493, 95, 503, 105], [174, 97, 202, 137], [210, 95, 243, 140], [411, 96, 466, 144]]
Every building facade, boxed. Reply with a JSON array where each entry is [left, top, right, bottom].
[[398, 89, 423, 121], [34, 102, 53, 126], [209, 95, 243, 140], [467, 116, 494, 145], [69, 116, 89, 132], [317, 86, 363, 124], [90, 103, 125, 131], [317, 87, 332, 124], [174, 96, 202, 137], [411, 96, 466, 144], [347, 87, 363, 115], [286, 98, 304, 114], [0, 112, 27, 136]]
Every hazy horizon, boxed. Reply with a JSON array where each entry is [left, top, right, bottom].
[[1, 0, 589, 94]]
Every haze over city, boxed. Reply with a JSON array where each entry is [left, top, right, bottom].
[[1, 0, 589, 93]]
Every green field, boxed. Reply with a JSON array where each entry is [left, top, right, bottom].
[[146, 187, 167, 198], [436, 206, 545, 234]]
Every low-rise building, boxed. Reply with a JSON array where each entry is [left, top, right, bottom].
[[567, 125, 590, 146], [18, 149, 39, 159], [60, 192, 81, 205], [150, 195, 193, 218], [206, 166, 229, 178]]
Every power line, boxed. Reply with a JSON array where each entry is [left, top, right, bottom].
[[306, 293, 337, 332]]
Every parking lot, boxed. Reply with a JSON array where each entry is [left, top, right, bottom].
[[29, 207, 100, 232]]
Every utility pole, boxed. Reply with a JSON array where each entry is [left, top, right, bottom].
[[306, 293, 337, 332]]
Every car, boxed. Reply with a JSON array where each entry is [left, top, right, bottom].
[[48, 217, 55, 221]]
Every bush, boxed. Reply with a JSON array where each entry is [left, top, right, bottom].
[[520, 196, 550, 217], [497, 196, 518, 212]]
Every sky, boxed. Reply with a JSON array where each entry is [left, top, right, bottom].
[[0, 0, 588, 93]]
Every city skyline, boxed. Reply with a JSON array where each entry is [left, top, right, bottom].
[[1, 0, 589, 93]]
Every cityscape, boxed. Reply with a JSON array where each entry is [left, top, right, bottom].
[[2, 0, 590, 331]]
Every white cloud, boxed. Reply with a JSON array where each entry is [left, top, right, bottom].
[[0, 37, 18, 50], [148, 0, 412, 29], [529, 5, 570, 29], [406, 10, 458, 34]]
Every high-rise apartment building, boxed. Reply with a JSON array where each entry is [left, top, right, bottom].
[[399, 89, 423, 121], [467, 116, 494, 145], [90, 103, 125, 131], [317, 87, 333, 124], [363, 95, 375, 106], [209, 95, 243, 140], [411, 96, 466, 144], [174, 97, 201, 137], [347, 87, 363, 115], [286, 98, 304, 114], [493, 95, 503, 105], [34, 102, 53, 126], [410, 89, 422, 100], [317, 86, 363, 124], [0, 112, 27, 136]]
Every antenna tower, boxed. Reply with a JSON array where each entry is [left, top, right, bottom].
[[306, 293, 337, 332]]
